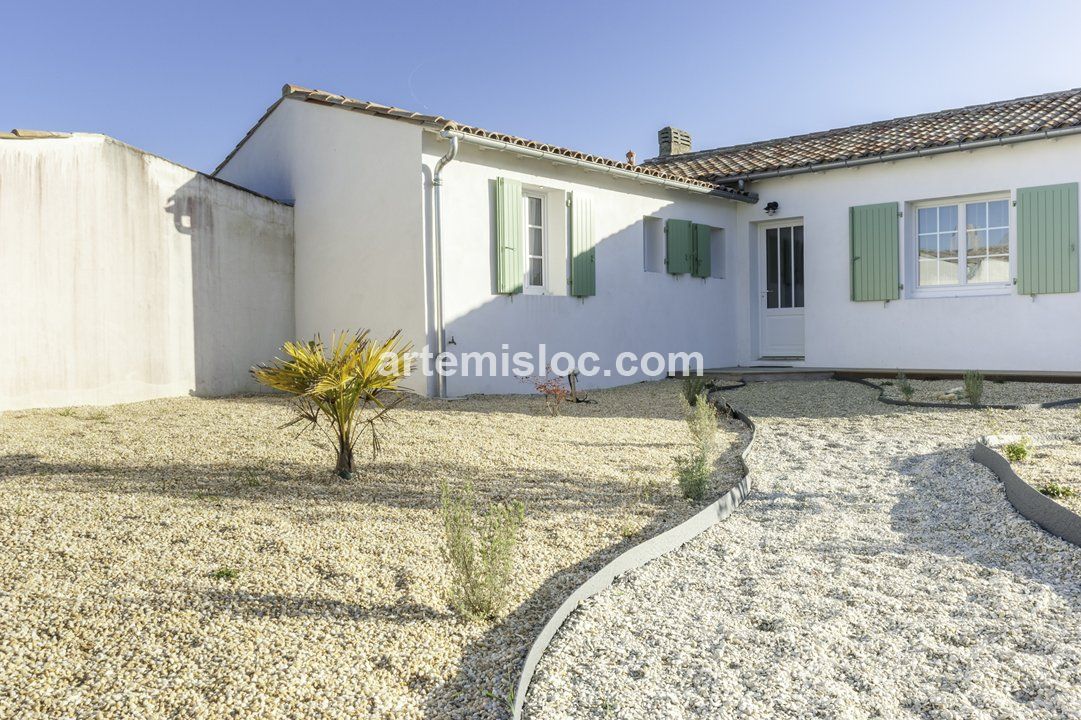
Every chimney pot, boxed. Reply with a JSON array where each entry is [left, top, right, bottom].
[[658, 126, 692, 157]]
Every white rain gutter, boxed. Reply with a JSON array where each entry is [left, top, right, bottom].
[[725, 125, 1081, 182], [433, 128, 756, 203], [430, 130, 459, 399]]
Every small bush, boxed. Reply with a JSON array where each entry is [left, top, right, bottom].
[[683, 392, 719, 457], [1003, 438, 1031, 463], [681, 375, 709, 406], [897, 370, 915, 400], [675, 450, 711, 501], [439, 482, 524, 620], [1039, 481, 1078, 500], [963, 370, 985, 406], [531, 372, 570, 416], [210, 567, 239, 581], [674, 392, 718, 501]]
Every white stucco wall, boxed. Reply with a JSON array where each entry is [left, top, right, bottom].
[[732, 134, 1081, 372], [0, 134, 294, 411], [218, 98, 743, 397], [426, 136, 741, 396], [217, 100, 430, 393]]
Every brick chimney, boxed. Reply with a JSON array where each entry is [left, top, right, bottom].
[[658, 127, 692, 156]]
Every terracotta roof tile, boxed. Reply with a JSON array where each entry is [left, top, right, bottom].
[[643, 88, 1081, 181], [215, 85, 754, 200]]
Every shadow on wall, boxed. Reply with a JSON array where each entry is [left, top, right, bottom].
[[165, 176, 294, 397], [428, 211, 737, 397]]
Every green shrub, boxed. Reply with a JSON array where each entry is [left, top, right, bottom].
[[1039, 481, 1078, 499], [1003, 438, 1030, 463], [681, 375, 709, 406], [674, 392, 718, 501], [674, 451, 711, 501], [210, 567, 239, 581], [439, 482, 524, 620], [897, 370, 915, 400], [963, 370, 985, 406]]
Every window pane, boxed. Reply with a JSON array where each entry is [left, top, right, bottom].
[[793, 226, 804, 308], [988, 199, 1008, 228], [765, 229, 778, 309], [939, 205, 958, 232], [942, 232, 958, 283], [988, 228, 1009, 255], [529, 227, 543, 256], [779, 226, 792, 308], [967, 228, 987, 254], [966, 202, 987, 230], [918, 234, 938, 257], [529, 257, 543, 286], [987, 255, 1010, 282], [918, 207, 937, 233], [527, 196, 543, 226], [941, 232, 958, 256], [967, 257, 986, 284]]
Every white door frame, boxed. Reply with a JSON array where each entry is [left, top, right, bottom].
[[756, 219, 805, 359]]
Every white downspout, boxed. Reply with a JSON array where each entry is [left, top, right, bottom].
[[431, 130, 459, 398]]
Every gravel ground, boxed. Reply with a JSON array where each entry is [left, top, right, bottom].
[[526, 380, 1081, 720], [879, 378, 1081, 406], [1008, 436, 1081, 515], [0, 381, 747, 719]]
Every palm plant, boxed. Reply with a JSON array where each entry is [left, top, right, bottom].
[[252, 331, 413, 478]]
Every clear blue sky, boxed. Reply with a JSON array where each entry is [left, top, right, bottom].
[[5, 0, 1081, 173]]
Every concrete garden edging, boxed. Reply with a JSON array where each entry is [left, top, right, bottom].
[[971, 437, 1081, 548], [841, 376, 1081, 411], [511, 394, 758, 719]]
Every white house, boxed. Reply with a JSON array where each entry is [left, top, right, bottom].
[[5, 85, 1081, 408], [214, 85, 1081, 396]]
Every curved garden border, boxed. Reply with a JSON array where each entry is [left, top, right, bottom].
[[840, 376, 1081, 411], [511, 392, 758, 719], [971, 438, 1081, 548]]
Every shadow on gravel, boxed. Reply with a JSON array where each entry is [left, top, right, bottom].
[[0, 453, 632, 515], [888, 447, 1081, 609], [420, 502, 708, 719]]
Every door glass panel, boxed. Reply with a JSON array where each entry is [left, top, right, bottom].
[[793, 226, 804, 308], [765, 228, 778, 309], [529, 257, 543, 287], [779, 226, 793, 307]]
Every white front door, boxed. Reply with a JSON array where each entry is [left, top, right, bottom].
[[758, 222, 805, 358]]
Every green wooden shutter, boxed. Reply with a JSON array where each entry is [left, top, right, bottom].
[[569, 193, 596, 297], [692, 223, 712, 278], [665, 219, 693, 274], [849, 202, 900, 301], [494, 177, 523, 294], [1017, 183, 1079, 295]]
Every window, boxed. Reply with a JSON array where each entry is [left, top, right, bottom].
[[916, 197, 1009, 289], [523, 193, 545, 291], [642, 216, 665, 272], [764, 225, 804, 308], [710, 228, 726, 279]]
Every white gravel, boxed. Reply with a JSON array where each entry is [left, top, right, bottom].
[[526, 380, 1081, 719], [879, 378, 1081, 406], [0, 381, 747, 719]]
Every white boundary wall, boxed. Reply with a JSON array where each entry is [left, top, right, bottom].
[[1, 134, 294, 411]]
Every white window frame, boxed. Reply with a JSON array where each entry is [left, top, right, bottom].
[[907, 191, 1013, 299], [522, 191, 547, 294]]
